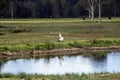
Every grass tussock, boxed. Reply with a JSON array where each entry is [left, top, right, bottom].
[[89, 39, 120, 47], [0, 73, 120, 80], [0, 39, 120, 52]]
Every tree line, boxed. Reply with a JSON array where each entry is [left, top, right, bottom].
[[0, 0, 120, 19]]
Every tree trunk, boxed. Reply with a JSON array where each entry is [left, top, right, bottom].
[[11, 6, 14, 20], [88, 9, 91, 18], [91, 6, 94, 21], [10, 1, 14, 20], [91, 0, 94, 21], [114, 0, 116, 17], [98, 0, 101, 23]]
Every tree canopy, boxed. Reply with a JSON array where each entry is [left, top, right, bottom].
[[0, 0, 120, 18]]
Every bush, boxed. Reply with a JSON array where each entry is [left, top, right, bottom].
[[12, 26, 30, 33], [0, 73, 14, 78], [39, 42, 56, 50], [35, 44, 43, 50], [13, 28, 28, 33], [67, 41, 83, 48], [89, 39, 120, 47]]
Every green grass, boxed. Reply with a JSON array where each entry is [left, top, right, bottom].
[[0, 18, 120, 79], [0, 18, 120, 52], [0, 39, 120, 52], [0, 73, 120, 80]]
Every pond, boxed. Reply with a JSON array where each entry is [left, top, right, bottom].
[[0, 51, 120, 74]]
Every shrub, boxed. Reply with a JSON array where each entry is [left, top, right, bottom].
[[90, 39, 99, 45], [67, 41, 83, 48], [13, 28, 27, 33], [0, 73, 14, 78], [89, 39, 120, 47], [35, 44, 43, 50], [17, 73, 27, 78], [41, 42, 56, 50], [12, 27, 30, 33]]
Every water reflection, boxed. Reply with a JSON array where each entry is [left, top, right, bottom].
[[0, 62, 4, 72], [91, 57, 107, 73], [0, 51, 120, 74]]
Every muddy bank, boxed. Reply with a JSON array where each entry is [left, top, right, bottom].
[[0, 46, 120, 60]]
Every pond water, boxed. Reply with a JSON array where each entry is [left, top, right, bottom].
[[0, 51, 120, 74]]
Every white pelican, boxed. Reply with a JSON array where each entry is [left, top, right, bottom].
[[58, 33, 64, 42]]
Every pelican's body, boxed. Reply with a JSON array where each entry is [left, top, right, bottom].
[[58, 33, 64, 42]]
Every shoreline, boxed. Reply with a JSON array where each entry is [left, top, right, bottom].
[[0, 73, 120, 80], [0, 46, 120, 60]]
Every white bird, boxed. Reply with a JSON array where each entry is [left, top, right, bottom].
[[58, 33, 64, 42]]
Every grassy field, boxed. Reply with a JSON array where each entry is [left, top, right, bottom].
[[0, 73, 120, 80], [0, 18, 120, 79], [0, 18, 120, 51]]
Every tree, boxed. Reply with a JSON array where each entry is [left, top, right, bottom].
[[98, 0, 101, 22], [24, 0, 36, 18], [95, 0, 106, 22], [74, 0, 87, 17], [35, 0, 52, 18], [50, 0, 60, 18], [9, 0, 14, 19], [60, 0, 69, 17], [87, 0, 96, 21], [95, 0, 102, 22], [0, 0, 120, 18], [15, 5, 32, 18], [0, 0, 9, 18]]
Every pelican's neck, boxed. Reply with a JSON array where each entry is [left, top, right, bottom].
[[59, 33, 62, 37]]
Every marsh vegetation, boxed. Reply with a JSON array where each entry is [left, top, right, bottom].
[[0, 18, 120, 79], [1, 73, 120, 80], [0, 18, 120, 52]]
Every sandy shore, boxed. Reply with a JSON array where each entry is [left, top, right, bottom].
[[0, 46, 120, 60]]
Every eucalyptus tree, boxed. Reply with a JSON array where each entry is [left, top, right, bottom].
[[85, 0, 96, 21], [95, 0, 106, 22], [9, 0, 14, 19]]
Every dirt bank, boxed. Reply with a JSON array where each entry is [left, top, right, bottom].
[[0, 46, 120, 60]]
